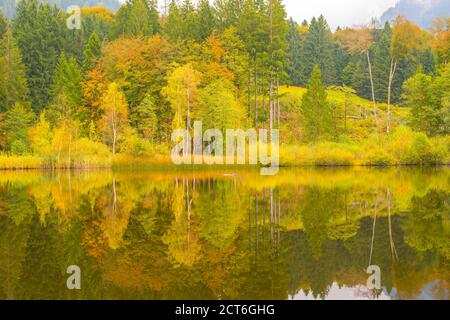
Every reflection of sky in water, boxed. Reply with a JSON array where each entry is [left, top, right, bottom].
[[291, 281, 449, 300], [291, 283, 391, 300]]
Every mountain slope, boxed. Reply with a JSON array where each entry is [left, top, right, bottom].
[[380, 0, 450, 29]]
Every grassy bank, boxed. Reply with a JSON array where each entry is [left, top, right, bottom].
[[1, 132, 448, 170]]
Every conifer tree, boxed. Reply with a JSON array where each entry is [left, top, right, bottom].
[[114, 0, 153, 37], [0, 27, 30, 112], [195, 0, 217, 42], [301, 16, 336, 85], [163, 0, 184, 42], [83, 32, 102, 71], [5, 102, 35, 153], [286, 18, 302, 86], [300, 65, 335, 142], [148, 0, 161, 34], [13, 0, 67, 112]]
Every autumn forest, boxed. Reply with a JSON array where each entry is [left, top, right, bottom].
[[0, 0, 448, 168], [0, 0, 449, 301]]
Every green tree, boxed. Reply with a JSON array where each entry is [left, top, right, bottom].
[[372, 22, 392, 103], [13, 0, 67, 112], [0, 27, 30, 112], [214, 0, 244, 31], [52, 52, 83, 111], [5, 102, 35, 153], [148, 0, 161, 34], [82, 32, 102, 71], [114, 0, 154, 37], [403, 66, 449, 136], [0, 12, 7, 38], [162, 63, 201, 130], [131, 92, 158, 142], [286, 18, 303, 86], [194, 0, 217, 42], [163, 0, 183, 42], [300, 65, 335, 142], [301, 16, 336, 85], [197, 79, 244, 131]]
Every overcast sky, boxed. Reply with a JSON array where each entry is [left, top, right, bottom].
[[146, 0, 401, 30], [283, 0, 400, 29]]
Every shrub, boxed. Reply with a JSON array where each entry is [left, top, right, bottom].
[[407, 133, 433, 165], [312, 142, 357, 166], [10, 139, 28, 155], [428, 136, 449, 164], [388, 125, 415, 164], [363, 148, 395, 166], [72, 138, 112, 168]]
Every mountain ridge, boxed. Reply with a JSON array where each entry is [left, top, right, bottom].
[[380, 0, 450, 29]]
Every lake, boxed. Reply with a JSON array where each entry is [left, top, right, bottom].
[[0, 167, 448, 300]]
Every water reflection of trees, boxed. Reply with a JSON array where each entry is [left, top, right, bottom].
[[0, 168, 448, 299]]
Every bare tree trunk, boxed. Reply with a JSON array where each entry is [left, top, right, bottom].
[[254, 62, 258, 127], [366, 51, 377, 126], [269, 75, 273, 131], [248, 69, 251, 117], [369, 192, 378, 266], [277, 76, 280, 128], [387, 188, 398, 260], [387, 59, 397, 134], [112, 127, 116, 156]]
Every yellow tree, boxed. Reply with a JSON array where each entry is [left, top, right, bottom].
[[162, 64, 201, 130], [387, 17, 425, 133], [99, 83, 129, 155], [336, 26, 378, 126], [430, 17, 450, 65]]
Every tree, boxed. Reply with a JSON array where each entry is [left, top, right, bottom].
[[214, 0, 245, 31], [301, 16, 335, 85], [336, 26, 378, 126], [162, 64, 201, 130], [5, 102, 35, 153], [430, 17, 450, 66], [0, 12, 7, 38], [83, 32, 102, 71], [28, 112, 53, 158], [300, 65, 335, 142], [238, 0, 268, 125], [131, 92, 158, 142], [221, 26, 250, 100], [163, 0, 184, 42], [372, 22, 392, 104], [13, 0, 67, 112], [402, 66, 449, 136], [99, 83, 130, 155], [266, 0, 288, 130], [148, 0, 161, 34], [197, 79, 244, 131], [52, 52, 83, 112], [113, 0, 154, 37], [286, 18, 302, 86], [0, 27, 30, 112], [194, 0, 217, 42], [387, 17, 425, 133]]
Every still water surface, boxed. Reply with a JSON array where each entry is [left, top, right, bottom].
[[0, 167, 448, 300]]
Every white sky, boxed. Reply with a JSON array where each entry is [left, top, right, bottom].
[[119, 0, 401, 30], [283, 0, 400, 29]]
